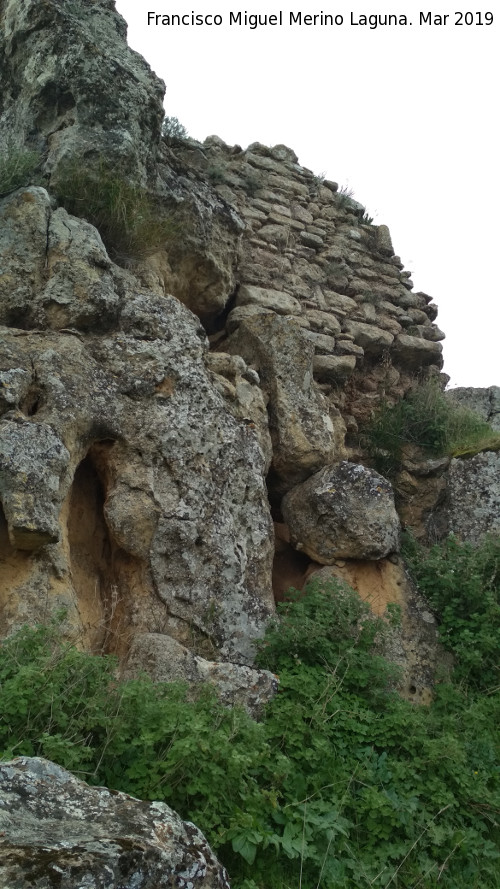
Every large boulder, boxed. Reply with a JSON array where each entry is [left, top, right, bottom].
[[282, 461, 400, 562], [0, 757, 229, 889]]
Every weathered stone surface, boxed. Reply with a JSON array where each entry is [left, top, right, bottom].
[[282, 462, 400, 562], [444, 451, 500, 544], [225, 313, 336, 486], [0, 188, 274, 663], [305, 309, 342, 335], [125, 633, 278, 716], [344, 321, 394, 355], [375, 224, 394, 256], [235, 284, 302, 315], [0, 0, 165, 183], [313, 354, 357, 382], [303, 330, 337, 354], [0, 757, 229, 889], [300, 231, 324, 249], [0, 421, 69, 549], [205, 351, 273, 471], [257, 224, 291, 247], [391, 334, 443, 368], [446, 386, 500, 432]]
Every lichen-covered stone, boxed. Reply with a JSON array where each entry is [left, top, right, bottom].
[[0, 757, 229, 889], [391, 334, 443, 368], [446, 386, 500, 432], [282, 462, 400, 562], [0, 0, 165, 183], [444, 451, 500, 544], [225, 313, 336, 486]]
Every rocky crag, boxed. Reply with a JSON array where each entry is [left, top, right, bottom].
[[0, 0, 498, 705]]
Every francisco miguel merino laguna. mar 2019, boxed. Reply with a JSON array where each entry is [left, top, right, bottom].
[[147, 10, 494, 28]]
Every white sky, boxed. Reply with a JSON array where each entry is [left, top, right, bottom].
[[115, 0, 499, 388]]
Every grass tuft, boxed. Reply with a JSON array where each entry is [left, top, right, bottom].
[[0, 141, 41, 196], [52, 157, 177, 263]]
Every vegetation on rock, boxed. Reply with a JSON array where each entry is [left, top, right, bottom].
[[52, 158, 176, 262], [0, 141, 40, 196], [1, 577, 499, 889], [162, 115, 189, 143], [363, 379, 500, 476]]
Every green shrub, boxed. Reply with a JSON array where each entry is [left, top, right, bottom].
[[402, 532, 500, 691], [162, 115, 188, 143], [0, 142, 40, 196], [256, 578, 399, 701], [1, 585, 500, 889], [336, 184, 355, 208], [52, 158, 176, 262], [363, 380, 500, 475]]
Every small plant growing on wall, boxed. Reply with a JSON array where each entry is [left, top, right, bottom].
[[363, 378, 500, 476], [206, 165, 226, 185], [161, 116, 188, 143]]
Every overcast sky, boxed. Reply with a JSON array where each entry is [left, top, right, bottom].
[[114, 0, 499, 388]]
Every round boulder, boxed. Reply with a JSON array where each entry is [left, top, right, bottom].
[[282, 461, 400, 562]]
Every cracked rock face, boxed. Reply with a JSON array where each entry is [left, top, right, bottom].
[[0, 187, 274, 662], [0, 757, 230, 889], [225, 312, 336, 488], [282, 461, 401, 562]]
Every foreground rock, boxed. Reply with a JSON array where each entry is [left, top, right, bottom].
[[282, 462, 400, 562], [0, 757, 229, 889]]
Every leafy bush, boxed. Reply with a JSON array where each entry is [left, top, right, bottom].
[[0, 141, 40, 196], [1, 584, 500, 889], [162, 115, 188, 143], [256, 579, 399, 701], [52, 158, 176, 262], [402, 532, 500, 691], [364, 380, 500, 475]]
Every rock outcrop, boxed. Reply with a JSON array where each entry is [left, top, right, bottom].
[[437, 387, 500, 544], [124, 633, 278, 717], [0, 757, 229, 889], [0, 0, 165, 183], [0, 186, 274, 663], [0, 0, 481, 704]]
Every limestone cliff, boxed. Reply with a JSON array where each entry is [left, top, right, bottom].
[[1, 0, 496, 706]]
